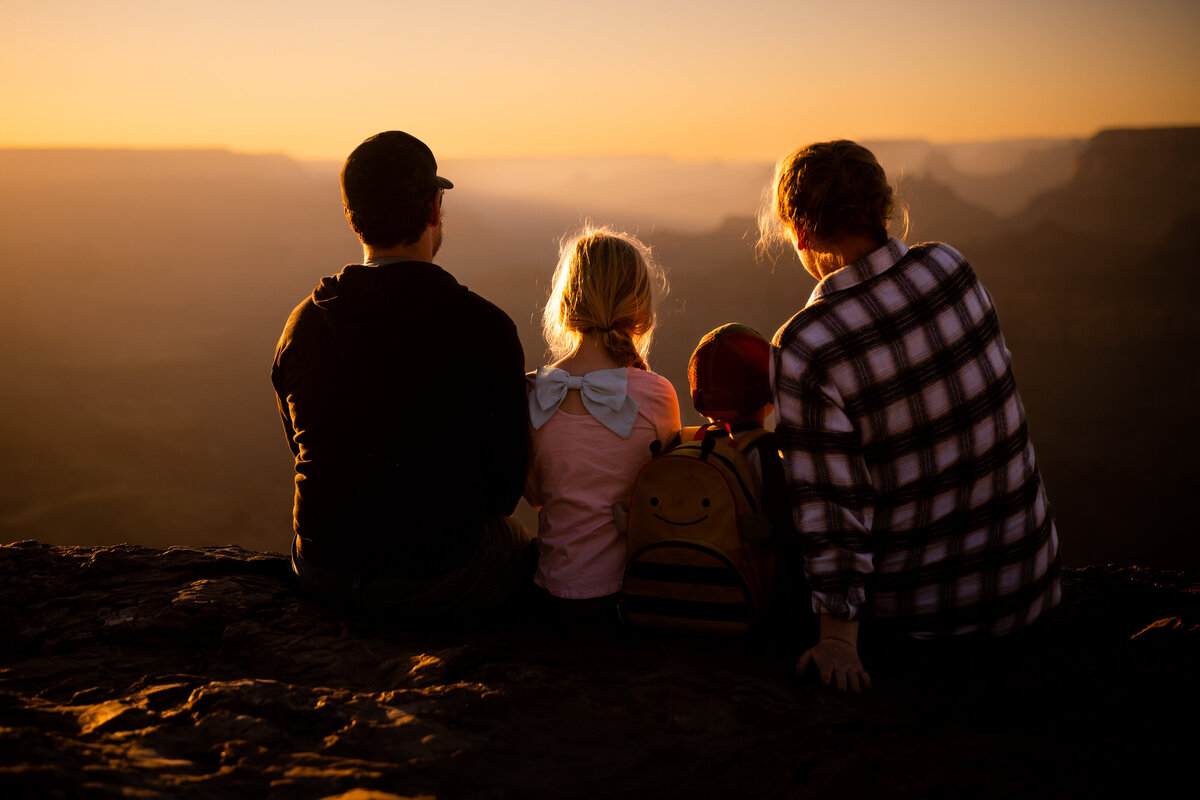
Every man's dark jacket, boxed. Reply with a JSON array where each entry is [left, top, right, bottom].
[[272, 260, 527, 577]]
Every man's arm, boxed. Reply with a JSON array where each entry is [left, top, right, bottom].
[[271, 318, 305, 461], [272, 303, 343, 469], [274, 386, 301, 460], [478, 311, 527, 516]]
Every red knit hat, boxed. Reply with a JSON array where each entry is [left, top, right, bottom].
[[688, 323, 772, 421]]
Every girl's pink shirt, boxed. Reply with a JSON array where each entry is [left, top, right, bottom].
[[524, 367, 681, 599]]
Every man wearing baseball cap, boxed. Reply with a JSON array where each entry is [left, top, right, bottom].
[[273, 131, 533, 617]]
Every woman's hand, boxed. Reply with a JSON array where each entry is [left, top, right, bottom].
[[796, 615, 872, 692], [796, 638, 872, 692]]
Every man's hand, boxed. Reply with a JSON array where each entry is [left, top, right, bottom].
[[796, 615, 872, 692]]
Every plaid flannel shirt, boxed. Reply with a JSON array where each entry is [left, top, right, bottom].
[[772, 239, 1060, 636]]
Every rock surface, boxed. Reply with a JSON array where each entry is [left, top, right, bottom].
[[1, 540, 1197, 799]]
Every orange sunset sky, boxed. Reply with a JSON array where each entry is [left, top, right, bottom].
[[3, 0, 1198, 162]]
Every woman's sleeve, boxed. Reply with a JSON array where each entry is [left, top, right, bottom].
[[773, 339, 875, 621]]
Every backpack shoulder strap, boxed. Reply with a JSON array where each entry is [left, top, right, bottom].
[[732, 427, 772, 455]]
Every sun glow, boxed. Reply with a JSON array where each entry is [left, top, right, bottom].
[[2, 0, 1198, 161]]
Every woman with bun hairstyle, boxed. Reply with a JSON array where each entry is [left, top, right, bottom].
[[524, 226, 681, 617], [762, 140, 1060, 691]]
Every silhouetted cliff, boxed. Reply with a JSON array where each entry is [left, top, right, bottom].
[[1015, 127, 1200, 243], [1, 541, 1196, 798], [960, 128, 1200, 569]]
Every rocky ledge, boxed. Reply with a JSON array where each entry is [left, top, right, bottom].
[[0, 541, 1196, 799]]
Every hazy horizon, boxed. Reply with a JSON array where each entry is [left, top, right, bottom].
[[0, 132, 1114, 163], [2, 129, 1198, 571], [0, 132, 1097, 233]]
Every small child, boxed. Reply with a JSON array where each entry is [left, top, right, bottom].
[[690, 323, 814, 629], [687, 323, 790, 539], [524, 226, 681, 617]]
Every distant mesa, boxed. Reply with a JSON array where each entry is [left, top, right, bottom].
[[0, 147, 306, 186], [1015, 126, 1200, 244]]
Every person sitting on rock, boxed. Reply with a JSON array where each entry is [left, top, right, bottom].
[[761, 140, 1062, 691], [524, 226, 681, 621], [273, 131, 534, 618]]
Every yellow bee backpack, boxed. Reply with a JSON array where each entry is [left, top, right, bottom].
[[620, 424, 777, 633]]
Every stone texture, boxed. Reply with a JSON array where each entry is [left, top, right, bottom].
[[1, 540, 1196, 799]]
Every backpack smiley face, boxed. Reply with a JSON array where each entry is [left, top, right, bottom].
[[649, 492, 711, 526], [630, 457, 737, 539]]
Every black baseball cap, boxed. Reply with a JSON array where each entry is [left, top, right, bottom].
[[341, 131, 453, 213]]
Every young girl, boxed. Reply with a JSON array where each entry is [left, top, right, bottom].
[[525, 226, 681, 614]]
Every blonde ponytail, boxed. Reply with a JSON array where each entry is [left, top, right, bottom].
[[598, 327, 648, 371], [542, 225, 666, 369]]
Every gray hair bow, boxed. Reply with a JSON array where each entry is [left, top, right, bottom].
[[529, 366, 640, 438]]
